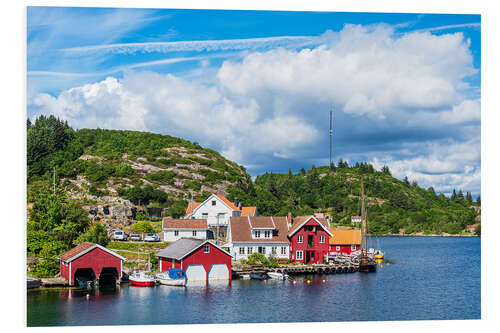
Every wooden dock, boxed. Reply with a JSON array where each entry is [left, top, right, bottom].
[[232, 263, 358, 278]]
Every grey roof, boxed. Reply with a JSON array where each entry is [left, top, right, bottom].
[[155, 238, 206, 260]]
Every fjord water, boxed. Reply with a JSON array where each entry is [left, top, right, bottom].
[[27, 237, 480, 326]]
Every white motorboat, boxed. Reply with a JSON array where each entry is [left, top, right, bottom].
[[267, 271, 289, 280], [129, 269, 156, 287], [155, 269, 187, 287]]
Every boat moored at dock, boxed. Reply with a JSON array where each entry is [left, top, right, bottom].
[[129, 269, 156, 287], [155, 269, 187, 286]]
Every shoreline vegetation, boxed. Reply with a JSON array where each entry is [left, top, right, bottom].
[[26, 116, 481, 278]]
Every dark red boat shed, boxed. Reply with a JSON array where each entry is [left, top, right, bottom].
[[156, 238, 232, 282], [58, 242, 126, 285]]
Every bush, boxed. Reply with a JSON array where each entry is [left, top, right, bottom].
[[74, 222, 110, 247], [33, 258, 60, 278], [247, 253, 268, 266], [132, 221, 156, 234], [135, 211, 149, 221]]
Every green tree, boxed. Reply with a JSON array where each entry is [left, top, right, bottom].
[[132, 221, 156, 234], [74, 222, 110, 247], [476, 195, 481, 205], [404, 176, 410, 186], [381, 165, 391, 175]]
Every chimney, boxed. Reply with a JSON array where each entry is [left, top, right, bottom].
[[238, 202, 242, 210], [287, 212, 292, 229], [234, 197, 239, 209]]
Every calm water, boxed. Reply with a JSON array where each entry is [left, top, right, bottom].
[[27, 236, 480, 326]]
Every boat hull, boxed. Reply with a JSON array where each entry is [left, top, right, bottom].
[[129, 279, 156, 287], [250, 273, 267, 280], [157, 277, 187, 286], [267, 272, 288, 280]]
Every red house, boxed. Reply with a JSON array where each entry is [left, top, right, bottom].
[[328, 229, 362, 256], [156, 238, 232, 282], [288, 216, 332, 264], [58, 242, 125, 286]]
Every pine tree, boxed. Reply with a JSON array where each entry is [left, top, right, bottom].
[[381, 165, 391, 175], [466, 192, 473, 203], [451, 189, 457, 199], [404, 176, 410, 186], [476, 195, 481, 205], [457, 189, 464, 199]]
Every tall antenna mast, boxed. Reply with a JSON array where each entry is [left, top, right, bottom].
[[329, 106, 333, 169]]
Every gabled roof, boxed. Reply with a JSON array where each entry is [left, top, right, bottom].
[[217, 195, 239, 211], [156, 238, 231, 260], [229, 216, 290, 243], [58, 242, 126, 262], [185, 201, 201, 215], [329, 229, 362, 245], [241, 206, 257, 216], [162, 218, 208, 230], [288, 216, 332, 237]]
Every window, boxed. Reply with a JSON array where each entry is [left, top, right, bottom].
[[336, 246, 341, 251], [264, 230, 271, 238], [255, 230, 261, 238], [271, 246, 277, 255], [204, 245, 210, 253], [351, 245, 356, 251], [174, 230, 179, 236], [258, 246, 266, 254], [247, 247, 253, 254], [192, 230, 197, 237], [297, 235, 303, 243], [202, 213, 208, 219], [319, 235, 325, 243], [296, 250, 303, 260], [239, 247, 245, 255], [281, 247, 287, 255], [212, 200, 216, 206]]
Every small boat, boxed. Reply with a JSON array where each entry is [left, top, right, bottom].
[[358, 256, 377, 272], [374, 249, 384, 260], [155, 269, 187, 287], [267, 272, 289, 280], [129, 269, 156, 287], [76, 277, 94, 290], [250, 272, 268, 280]]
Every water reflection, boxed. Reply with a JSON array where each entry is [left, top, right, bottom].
[[28, 237, 481, 326]]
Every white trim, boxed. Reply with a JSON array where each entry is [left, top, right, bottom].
[[270, 216, 276, 228], [61, 243, 126, 263], [69, 261, 72, 285], [288, 216, 333, 237], [296, 250, 304, 260], [120, 261, 123, 279], [297, 235, 303, 243], [163, 228, 208, 231], [162, 240, 233, 260], [159, 258, 163, 272], [191, 194, 237, 216]]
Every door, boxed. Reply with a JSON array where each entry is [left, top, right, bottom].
[[185, 264, 206, 282], [208, 264, 229, 280], [305, 251, 315, 264]]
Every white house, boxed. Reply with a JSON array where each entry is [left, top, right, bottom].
[[185, 194, 257, 227], [227, 216, 290, 261], [162, 218, 210, 242]]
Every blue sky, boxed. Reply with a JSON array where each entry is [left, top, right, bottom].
[[27, 7, 481, 196]]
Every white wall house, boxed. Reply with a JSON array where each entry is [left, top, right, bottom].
[[162, 218, 210, 242], [227, 216, 291, 261], [185, 194, 257, 227]]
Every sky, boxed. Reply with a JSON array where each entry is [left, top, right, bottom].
[[27, 7, 481, 197]]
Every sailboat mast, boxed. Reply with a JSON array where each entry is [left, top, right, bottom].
[[360, 182, 365, 256]]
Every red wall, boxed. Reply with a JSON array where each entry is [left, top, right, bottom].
[[289, 219, 330, 264], [60, 261, 69, 280], [63, 247, 122, 285], [159, 243, 232, 280], [329, 244, 360, 255]]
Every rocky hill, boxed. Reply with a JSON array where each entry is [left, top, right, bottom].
[[27, 116, 251, 230]]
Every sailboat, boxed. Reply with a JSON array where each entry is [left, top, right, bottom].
[[358, 182, 377, 273]]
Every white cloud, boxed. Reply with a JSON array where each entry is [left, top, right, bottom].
[[29, 25, 480, 194]]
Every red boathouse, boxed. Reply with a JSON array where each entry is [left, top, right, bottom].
[[58, 242, 125, 286], [288, 216, 332, 264], [156, 238, 232, 282], [328, 229, 362, 256]]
